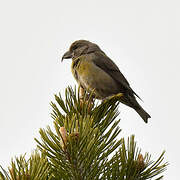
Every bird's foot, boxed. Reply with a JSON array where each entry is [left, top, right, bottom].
[[80, 98, 94, 113], [79, 89, 95, 113], [79, 86, 85, 100]]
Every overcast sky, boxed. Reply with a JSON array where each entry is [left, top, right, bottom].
[[0, 0, 179, 179]]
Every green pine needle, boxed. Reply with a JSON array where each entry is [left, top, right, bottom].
[[0, 86, 168, 180]]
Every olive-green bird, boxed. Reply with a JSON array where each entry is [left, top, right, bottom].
[[62, 40, 151, 123]]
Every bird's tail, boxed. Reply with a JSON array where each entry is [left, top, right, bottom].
[[135, 107, 151, 123]]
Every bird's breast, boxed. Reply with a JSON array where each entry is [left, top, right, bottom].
[[72, 58, 119, 99]]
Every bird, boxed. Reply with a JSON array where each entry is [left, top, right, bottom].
[[61, 40, 151, 123]]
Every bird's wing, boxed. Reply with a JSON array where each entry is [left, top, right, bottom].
[[92, 51, 141, 99]]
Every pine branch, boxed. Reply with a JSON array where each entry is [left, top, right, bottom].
[[0, 86, 168, 179], [35, 86, 167, 179], [102, 136, 168, 180], [0, 150, 52, 180], [35, 87, 122, 179]]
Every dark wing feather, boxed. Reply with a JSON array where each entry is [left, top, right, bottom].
[[92, 51, 141, 99]]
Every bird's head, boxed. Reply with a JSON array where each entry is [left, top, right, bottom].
[[61, 40, 101, 61]]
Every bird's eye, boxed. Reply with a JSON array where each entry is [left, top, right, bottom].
[[72, 45, 78, 51]]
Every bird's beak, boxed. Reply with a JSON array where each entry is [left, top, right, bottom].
[[61, 51, 72, 62]]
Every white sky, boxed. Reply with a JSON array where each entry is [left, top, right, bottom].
[[0, 0, 179, 179]]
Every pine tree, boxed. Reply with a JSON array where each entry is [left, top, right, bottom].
[[0, 87, 168, 180]]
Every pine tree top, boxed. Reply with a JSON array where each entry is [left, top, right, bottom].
[[0, 87, 168, 180]]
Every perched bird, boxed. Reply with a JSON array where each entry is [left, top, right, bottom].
[[61, 40, 151, 123]]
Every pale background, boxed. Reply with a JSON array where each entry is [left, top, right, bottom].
[[0, 0, 179, 179]]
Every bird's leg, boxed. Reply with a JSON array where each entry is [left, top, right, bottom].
[[79, 86, 94, 112], [79, 86, 85, 100]]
